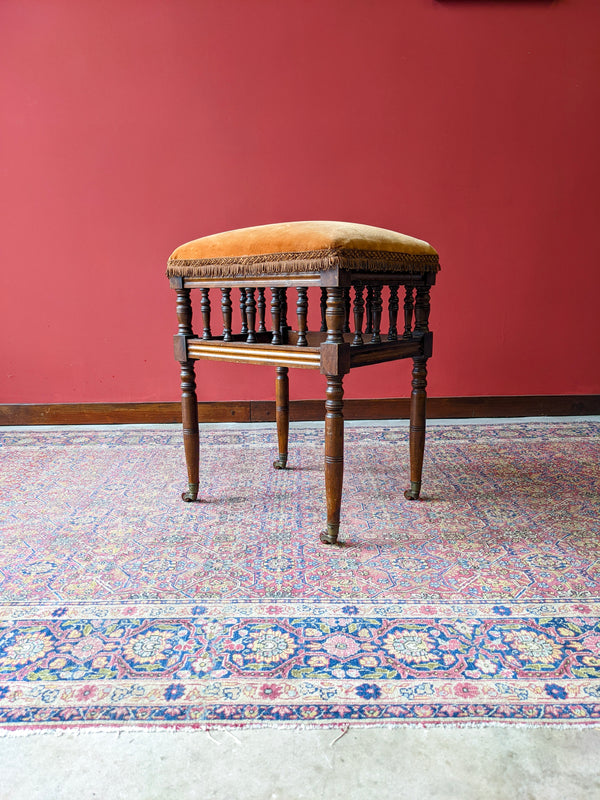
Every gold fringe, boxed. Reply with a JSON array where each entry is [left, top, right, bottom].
[[166, 249, 440, 279]]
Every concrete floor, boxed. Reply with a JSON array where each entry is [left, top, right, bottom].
[[1, 726, 600, 799]]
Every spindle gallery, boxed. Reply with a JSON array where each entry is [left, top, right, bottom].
[[166, 221, 440, 545]]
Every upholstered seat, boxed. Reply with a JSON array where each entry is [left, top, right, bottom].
[[167, 221, 440, 278], [168, 220, 439, 545]]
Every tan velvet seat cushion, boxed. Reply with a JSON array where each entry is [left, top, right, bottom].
[[167, 221, 439, 279]]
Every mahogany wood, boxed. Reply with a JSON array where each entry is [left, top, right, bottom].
[[221, 288, 232, 341], [257, 288, 267, 333], [245, 287, 257, 343], [343, 288, 351, 333], [175, 288, 200, 502], [349, 339, 421, 368], [370, 285, 383, 344], [322, 374, 344, 545], [352, 283, 364, 346], [404, 282, 431, 500], [296, 287, 308, 347], [403, 286, 414, 338], [180, 359, 200, 502], [279, 287, 289, 343], [187, 340, 320, 369], [200, 288, 212, 340], [239, 288, 248, 335], [270, 287, 281, 345], [319, 288, 327, 332], [405, 355, 428, 501], [365, 286, 374, 335], [388, 284, 399, 341], [181, 275, 321, 289], [414, 285, 431, 334], [325, 287, 345, 344], [274, 366, 289, 469]]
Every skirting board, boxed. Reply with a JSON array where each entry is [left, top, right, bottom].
[[1, 396, 599, 425]]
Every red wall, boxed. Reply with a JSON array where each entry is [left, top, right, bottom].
[[2, 0, 599, 404]]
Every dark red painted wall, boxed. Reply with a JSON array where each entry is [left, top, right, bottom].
[[2, 0, 599, 404]]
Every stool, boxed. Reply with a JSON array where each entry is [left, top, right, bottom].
[[167, 221, 439, 545]]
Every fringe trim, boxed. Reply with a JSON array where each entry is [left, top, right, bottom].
[[166, 249, 440, 279], [1, 719, 598, 736]]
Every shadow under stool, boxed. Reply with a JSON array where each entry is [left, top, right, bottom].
[[167, 221, 440, 545]]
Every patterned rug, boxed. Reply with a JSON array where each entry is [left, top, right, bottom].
[[1, 421, 599, 730]]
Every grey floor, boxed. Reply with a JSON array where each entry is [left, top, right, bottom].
[[2, 418, 600, 800], [2, 726, 600, 799]]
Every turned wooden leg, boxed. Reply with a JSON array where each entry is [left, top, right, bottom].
[[273, 366, 289, 469], [174, 286, 200, 502], [404, 355, 428, 501], [321, 374, 344, 544], [320, 285, 347, 545], [180, 359, 200, 501]]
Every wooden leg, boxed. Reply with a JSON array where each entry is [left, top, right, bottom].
[[273, 366, 289, 469], [174, 286, 200, 502], [404, 355, 428, 501], [180, 359, 200, 501], [321, 374, 344, 545]]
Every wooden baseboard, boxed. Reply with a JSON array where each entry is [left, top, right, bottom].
[[1, 396, 598, 426]]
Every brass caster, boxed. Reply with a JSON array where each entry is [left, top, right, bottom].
[[181, 484, 199, 502], [273, 455, 288, 470], [320, 524, 339, 546], [404, 481, 421, 501]]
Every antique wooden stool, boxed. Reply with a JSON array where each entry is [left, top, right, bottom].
[[167, 221, 439, 545]]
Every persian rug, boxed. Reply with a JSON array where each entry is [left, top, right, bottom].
[[0, 420, 599, 731]]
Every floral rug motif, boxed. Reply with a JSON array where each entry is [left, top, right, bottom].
[[1, 421, 599, 729]]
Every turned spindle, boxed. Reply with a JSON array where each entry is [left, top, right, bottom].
[[320, 288, 327, 332], [352, 283, 364, 346], [176, 287, 193, 338], [200, 288, 211, 340], [221, 288, 232, 341], [296, 287, 308, 346], [343, 288, 351, 333], [279, 287, 288, 343], [370, 286, 382, 344], [365, 286, 374, 335], [257, 288, 267, 333], [325, 286, 345, 344], [388, 284, 399, 341], [245, 287, 257, 343], [271, 287, 281, 345], [403, 286, 415, 338], [240, 288, 248, 335], [414, 285, 430, 334]]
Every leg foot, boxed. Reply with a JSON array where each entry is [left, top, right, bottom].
[[320, 523, 339, 545], [182, 483, 199, 502], [273, 454, 288, 470], [404, 481, 421, 501]]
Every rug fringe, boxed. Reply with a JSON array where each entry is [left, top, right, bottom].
[[1, 719, 599, 737]]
